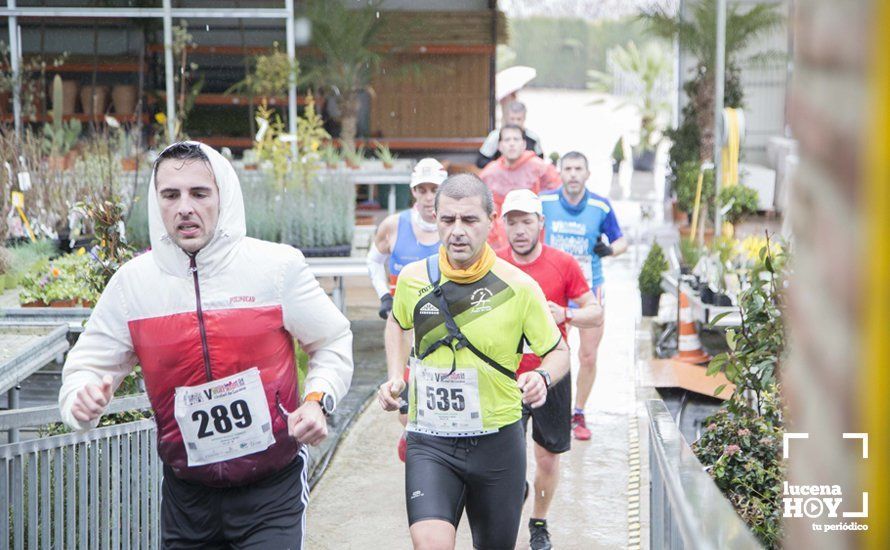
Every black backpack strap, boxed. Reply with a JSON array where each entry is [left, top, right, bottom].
[[420, 255, 515, 380]]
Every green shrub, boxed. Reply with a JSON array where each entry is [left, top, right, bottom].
[[674, 161, 715, 217], [719, 184, 759, 225], [0, 246, 13, 274], [679, 238, 702, 270], [19, 252, 96, 305], [638, 242, 668, 295], [707, 237, 786, 406], [695, 237, 788, 547], [692, 390, 785, 549], [124, 179, 150, 250], [5, 240, 57, 286]]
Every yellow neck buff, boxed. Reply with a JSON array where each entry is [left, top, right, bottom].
[[438, 243, 496, 285]]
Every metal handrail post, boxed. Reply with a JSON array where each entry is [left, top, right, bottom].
[[713, 0, 727, 236], [285, 0, 298, 158], [7, 0, 21, 138], [162, 0, 176, 139]]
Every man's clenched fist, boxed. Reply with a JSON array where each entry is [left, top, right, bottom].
[[71, 375, 114, 423]]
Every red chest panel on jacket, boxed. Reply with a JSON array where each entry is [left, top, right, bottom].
[[128, 305, 300, 487]]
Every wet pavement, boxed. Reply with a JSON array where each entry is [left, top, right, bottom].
[[306, 88, 670, 547], [306, 247, 649, 550]]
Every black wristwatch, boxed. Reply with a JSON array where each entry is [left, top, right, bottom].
[[534, 369, 552, 389]]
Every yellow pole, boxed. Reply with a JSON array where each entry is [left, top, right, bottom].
[[689, 170, 704, 242], [720, 108, 740, 237], [11, 191, 35, 241], [864, 0, 890, 545]]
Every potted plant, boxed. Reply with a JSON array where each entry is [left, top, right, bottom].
[[303, 0, 384, 146], [104, 115, 141, 171], [638, 242, 668, 316], [644, 1, 784, 164], [611, 137, 624, 173], [43, 76, 82, 170], [374, 141, 396, 169], [718, 184, 759, 227], [709, 235, 738, 306], [588, 42, 671, 172], [241, 149, 259, 171], [225, 42, 299, 108], [320, 143, 340, 169], [679, 238, 702, 276], [342, 144, 364, 170], [19, 252, 96, 307]]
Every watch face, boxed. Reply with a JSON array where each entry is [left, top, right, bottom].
[[322, 394, 335, 414]]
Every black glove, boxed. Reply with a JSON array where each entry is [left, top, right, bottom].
[[593, 237, 613, 258], [378, 294, 394, 320]]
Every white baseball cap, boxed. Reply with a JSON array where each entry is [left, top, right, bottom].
[[501, 189, 542, 216], [410, 158, 447, 188]]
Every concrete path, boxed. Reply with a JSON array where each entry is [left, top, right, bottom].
[[306, 251, 643, 549], [306, 87, 671, 548]]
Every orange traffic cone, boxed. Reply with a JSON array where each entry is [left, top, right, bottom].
[[672, 291, 711, 364]]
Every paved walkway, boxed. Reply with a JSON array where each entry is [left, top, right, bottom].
[[307, 249, 643, 549]]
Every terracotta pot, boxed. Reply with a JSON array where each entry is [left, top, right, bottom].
[[22, 300, 48, 308], [383, 161, 394, 170], [62, 80, 79, 115], [80, 85, 109, 116], [120, 157, 138, 172], [48, 152, 77, 171], [111, 84, 138, 117], [48, 155, 67, 171], [671, 200, 687, 224], [50, 299, 78, 308]]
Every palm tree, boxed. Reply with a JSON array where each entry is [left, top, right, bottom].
[[588, 41, 673, 155], [642, 0, 784, 161], [303, 0, 383, 147]]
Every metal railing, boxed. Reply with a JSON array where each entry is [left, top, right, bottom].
[[0, 308, 93, 333], [1, 396, 160, 550], [647, 399, 761, 549], [1, 324, 72, 443]]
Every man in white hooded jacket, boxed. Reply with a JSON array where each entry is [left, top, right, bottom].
[[58, 141, 353, 548]]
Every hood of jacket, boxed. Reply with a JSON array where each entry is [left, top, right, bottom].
[[495, 150, 539, 171], [147, 141, 247, 278]]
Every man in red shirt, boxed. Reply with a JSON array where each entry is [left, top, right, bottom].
[[480, 125, 561, 250], [496, 189, 603, 550]]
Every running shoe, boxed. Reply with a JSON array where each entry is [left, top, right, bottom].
[[397, 432, 407, 463], [529, 518, 552, 550], [572, 413, 591, 440]]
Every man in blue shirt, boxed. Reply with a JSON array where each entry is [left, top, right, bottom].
[[540, 151, 627, 440]]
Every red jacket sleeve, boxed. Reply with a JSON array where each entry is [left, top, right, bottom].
[[541, 162, 562, 191]]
